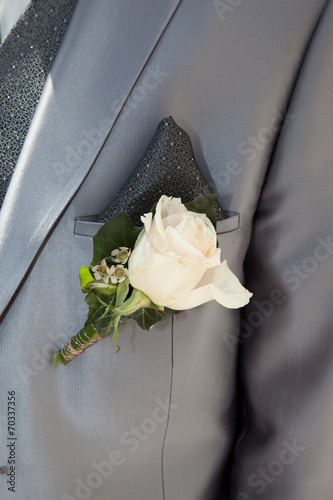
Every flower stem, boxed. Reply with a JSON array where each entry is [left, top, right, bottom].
[[53, 323, 101, 368], [112, 315, 121, 352]]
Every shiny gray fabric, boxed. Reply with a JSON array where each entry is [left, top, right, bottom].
[[0, 0, 30, 41], [0, 1, 332, 499], [0, 0, 78, 207]]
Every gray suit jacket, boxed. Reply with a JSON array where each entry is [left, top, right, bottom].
[[0, 0, 30, 41], [0, 1, 332, 499]]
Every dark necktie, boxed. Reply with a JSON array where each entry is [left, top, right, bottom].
[[0, 0, 78, 208]]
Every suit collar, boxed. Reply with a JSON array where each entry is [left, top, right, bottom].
[[0, 0, 182, 318]]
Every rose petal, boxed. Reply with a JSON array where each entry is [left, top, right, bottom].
[[141, 211, 153, 233], [169, 260, 252, 310], [164, 225, 220, 267], [129, 250, 206, 306], [128, 229, 151, 272], [159, 195, 184, 219], [175, 216, 214, 255], [148, 199, 168, 252], [149, 196, 187, 253]]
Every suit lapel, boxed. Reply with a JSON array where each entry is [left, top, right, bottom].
[[0, 0, 182, 318]]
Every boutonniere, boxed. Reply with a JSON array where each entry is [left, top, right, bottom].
[[53, 194, 252, 367]]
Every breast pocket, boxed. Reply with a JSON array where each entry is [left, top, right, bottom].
[[73, 211, 240, 238], [216, 211, 239, 235], [73, 215, 104, 237]]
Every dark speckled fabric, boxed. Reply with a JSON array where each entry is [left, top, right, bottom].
[[99, 116, 225, 226], [0, 0, 78, 208]]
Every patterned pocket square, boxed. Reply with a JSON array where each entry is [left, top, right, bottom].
[[99, 116, 225, 226]]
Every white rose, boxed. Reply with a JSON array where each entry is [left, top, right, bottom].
[[128, 195, 252, 310]]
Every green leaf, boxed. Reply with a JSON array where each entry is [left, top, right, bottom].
[[53, 350, 70, 368], [85, 291, 102, 322], [92, 308, 127, 339], [93, 309, 115, 339], [185, 194, 217, 229], [115, 278, 130, 306], [91, 212, 142, 266], [79, 266, 93, 291], [128, 306, 168, 331]]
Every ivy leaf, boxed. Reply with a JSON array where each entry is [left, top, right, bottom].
[[164, 307, 182, 316], [85, 288, 116, 323], [185, 194, 217, 229], [90, 308, 128, 339], [128, 306, 168, 331], [91, 212, 142, 266], [92, 309, 116, 339], [85, 291, 101, 322]]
